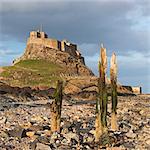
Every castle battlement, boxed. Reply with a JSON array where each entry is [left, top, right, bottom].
[[27, 30, 83, 61]]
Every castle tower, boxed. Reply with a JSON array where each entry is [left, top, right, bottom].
[[30, 31, 38, 39]]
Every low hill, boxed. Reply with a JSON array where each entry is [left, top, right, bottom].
[[0, 59, 62, 87]]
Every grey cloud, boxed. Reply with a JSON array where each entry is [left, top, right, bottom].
[[0, 0, 149, 56], [85, 51, 150, 93], [0, 0, 150, 93]]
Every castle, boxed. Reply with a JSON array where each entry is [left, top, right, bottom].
[[27, 30, 85, 64]]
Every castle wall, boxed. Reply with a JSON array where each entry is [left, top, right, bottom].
[[61, 40, 77, 57], [132, 86, 142, 94], [27, 38, 61, 50], [122, 85, 142, 94], [27, 31, 84, 64]]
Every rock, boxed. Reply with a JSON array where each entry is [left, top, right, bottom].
[[49, 143, 57, 149], [146, 138, 150, 145], [89, 129, 95, 136], [37, 136, 50, 145], [55, 139, 60, 144], [0, 105, 4, 111], [87, 136, 94, 143], [42, 130, 52, 136], [61, 138, 69, 145], [83, 133, 94, 143], [36, 143, 51, 150], [0, 144, 15, 149], [30, 116, 43, 124], [30, 139, 38, 150], [20, 122, 32, 129], [50, 132, 59, 143], [7, 126, 26, 138], [0, 131, 9, 139], [64, 132, 78, 143], [26, 131, 35, 138], [126, 130, 136, 138], [0, 116, 7, 124], [83, 123, 87, 128], [61, 128, 68, 134], [106, 147, 125, 150], [29, 124, 44, 131], [123, 141, 135, 149], [70, 138, 78, 145]]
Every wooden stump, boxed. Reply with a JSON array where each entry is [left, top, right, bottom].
[[50, 80, 63, 133]]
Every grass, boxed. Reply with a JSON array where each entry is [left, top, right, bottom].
[[0, 59, 63, 87]]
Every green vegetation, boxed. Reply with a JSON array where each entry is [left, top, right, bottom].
[[0, 59, 63, 87]]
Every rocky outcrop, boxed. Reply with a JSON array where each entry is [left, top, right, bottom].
[[13, 43, 94, 76]]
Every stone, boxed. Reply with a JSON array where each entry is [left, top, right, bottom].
[[61, 128, 68, 134], [43, 130, 52, 136], [30, 139, 38, 150], [0, 116, 7, 124], [123, 142, 135, 149], [139, 110, 144, 115], [36, 143, 51, 150], [126, 130, 136, 138], [26, 131, 35, 138], [106, 147, 125, 150], [70, 138, 78, 145], [50, 132, 59, 143], [64, 132, 78, 143], [49, 143, 57, 149], [20, 122, 32, 129], [0, 131, 9, 139], [37, 136, 50, 145], [55, 139, 60, 144], [89, 129, 95, 136], [83, 133, 94, 143], [30, 116, 43, 124], [61, 138, 69, 145], [0, 105, 4, 111], [87, 136, 94, 143], [7, 126, 26, 138], [146, 139, 150, 145], [29, 124, 44, 131]]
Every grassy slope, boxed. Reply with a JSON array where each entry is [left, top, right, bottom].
[[0, 59, 63, 87]]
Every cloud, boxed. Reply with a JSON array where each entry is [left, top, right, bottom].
[[0, 0, 150, 92], [0, 0, 149, 54], [85, 50, 150, 93]]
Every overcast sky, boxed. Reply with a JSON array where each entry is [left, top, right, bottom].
[[0, 0, 150, 93]]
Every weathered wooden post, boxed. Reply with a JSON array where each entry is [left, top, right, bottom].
[[110, 53, 118, 131], [50, 80, 63, 132], [95, 44, 108, 141]]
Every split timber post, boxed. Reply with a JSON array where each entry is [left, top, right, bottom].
[[110, 53, 118, 131], [95, 44, 108, 142], [50, 80, 63, 133]]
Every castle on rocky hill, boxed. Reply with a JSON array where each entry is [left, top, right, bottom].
[[27, 30, 85, 64], [13, 29, 94, 76]]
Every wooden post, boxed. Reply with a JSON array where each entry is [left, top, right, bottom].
[[110, 53, 118, 131], [50, 80, 63, 133], [95, 44, 108, 141]]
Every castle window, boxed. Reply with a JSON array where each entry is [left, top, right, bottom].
[[37, 32, 41, 38]]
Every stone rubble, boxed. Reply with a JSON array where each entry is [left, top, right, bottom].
[[0, 94, 150, 150]]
